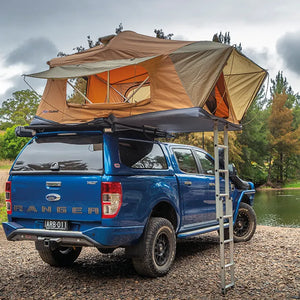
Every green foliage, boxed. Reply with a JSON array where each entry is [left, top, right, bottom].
[[269, 71, 300, 108], [0, 192, 7, 223], [235, 93, 270, 185], [267, 91, 300, 184], [0, 126, 30, 160], [283, 181, 300, 188], [0, 90, 39, 129]]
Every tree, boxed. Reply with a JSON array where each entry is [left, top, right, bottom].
[[0, 125, 30, 160], [154, 29, 173, 40], [270, 71, 300, 108], [268, 91, 300, 184], [115, 23, 123, 34], [0, 90, 40, 129], [235, 89, 270, 185], [212, 31, 242, 52]]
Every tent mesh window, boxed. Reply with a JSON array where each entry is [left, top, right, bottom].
[[85, 65, 150, 104]]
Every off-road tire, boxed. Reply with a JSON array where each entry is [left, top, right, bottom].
[[132, 217, 176, 277], [37, 246, 82, 266], [224, 202, 257, 242]]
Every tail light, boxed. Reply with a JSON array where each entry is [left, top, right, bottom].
[[101, 182, 122, 218], [5, 181, 12, 215]]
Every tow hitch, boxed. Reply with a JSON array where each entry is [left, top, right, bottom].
[[35, 238, 62, 251]]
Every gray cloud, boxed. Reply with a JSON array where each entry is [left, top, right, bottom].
[[6, 37, 57, 71], [1, 37, 57, 104], [277, 31, 300, 76], [243, 47, 271, 70]]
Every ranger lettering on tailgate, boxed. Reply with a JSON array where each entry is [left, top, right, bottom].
[[13, 205, 100, 214]]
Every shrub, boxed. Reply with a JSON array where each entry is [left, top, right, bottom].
[[0, 125, 30, 160]]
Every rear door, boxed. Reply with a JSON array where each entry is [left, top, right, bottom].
[[10, 133, 103, 228], [172, 147, 215, 227]]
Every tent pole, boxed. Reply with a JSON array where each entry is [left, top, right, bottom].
[[107, 71, 110, 103], [127, 76, 149, 103], [95, 75, 130, 102], [67, 80, 92, 104]]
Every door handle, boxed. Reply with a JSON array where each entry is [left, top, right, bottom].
[[184, 181, 192, 186], [209, 183, 215, 187]]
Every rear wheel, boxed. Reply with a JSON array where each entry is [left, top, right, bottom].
[[37, 245, 82, 266], [132, 217, 176, 277]]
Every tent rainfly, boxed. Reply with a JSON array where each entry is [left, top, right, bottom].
[[27, 31, 267, 133]]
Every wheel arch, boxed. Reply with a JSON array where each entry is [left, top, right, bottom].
[[149, 201, 179, 232]]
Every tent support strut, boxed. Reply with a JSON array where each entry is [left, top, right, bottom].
[[67, 80, 92, 104]]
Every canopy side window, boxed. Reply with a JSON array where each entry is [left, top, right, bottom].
[[119, 140, 167, 170]]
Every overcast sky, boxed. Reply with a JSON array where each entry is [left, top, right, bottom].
[[1, 0, 300, 105]]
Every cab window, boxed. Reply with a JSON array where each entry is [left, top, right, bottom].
[[195, 151, 215, 175], [173, 148, 198, 173]]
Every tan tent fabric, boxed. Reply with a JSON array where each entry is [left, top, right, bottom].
[[30, 56, 157, 79], [48, 31, 192, 67], [29, 31, 267, 125]]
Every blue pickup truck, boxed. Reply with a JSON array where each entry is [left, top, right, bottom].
[[3, 130, 256, 277]]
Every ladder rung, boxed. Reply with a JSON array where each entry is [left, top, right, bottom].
[[219, 193, 229, 198], [225, 262, 234, 269], [224, 238, 233, 244], [219, 169, 229, 173], [223, 215, 233, 219], [225, 282, 234, 289], [217, 144, 228, 149]]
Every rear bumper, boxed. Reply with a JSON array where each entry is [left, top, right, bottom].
[[2, 222, 144, 247]]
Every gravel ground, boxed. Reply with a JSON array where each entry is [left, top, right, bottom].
[[0, 225, 299, 300]]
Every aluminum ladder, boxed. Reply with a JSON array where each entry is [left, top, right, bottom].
[[214, 122, 234, 294]]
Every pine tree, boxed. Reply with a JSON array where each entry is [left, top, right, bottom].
[[268, 91, 300, 183]]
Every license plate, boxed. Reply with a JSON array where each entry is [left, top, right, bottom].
[[44, 220, 68, 231]]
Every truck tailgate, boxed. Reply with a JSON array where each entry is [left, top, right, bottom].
[[10, 174, 102, 222]]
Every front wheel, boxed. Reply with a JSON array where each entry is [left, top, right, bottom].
[[232, 202, 257, 242], [37, 245, 82, 266], [132, 217, 176, 277]]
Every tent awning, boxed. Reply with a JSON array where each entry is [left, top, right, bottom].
[[28, 56, 157, 79]]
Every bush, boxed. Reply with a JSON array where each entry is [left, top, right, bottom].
[[0, 125, 30, 160], [0, 192, 7, 223]]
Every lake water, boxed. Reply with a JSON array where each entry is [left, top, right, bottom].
[[254, 189, 300, 228]]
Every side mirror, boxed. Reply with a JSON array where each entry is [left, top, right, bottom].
[[228, 163, 237, 176]]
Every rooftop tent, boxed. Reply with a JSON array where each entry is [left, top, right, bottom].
[[28, 31, 267, 132]]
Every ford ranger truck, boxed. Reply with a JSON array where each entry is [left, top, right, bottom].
[[2, 130, 256, 277]]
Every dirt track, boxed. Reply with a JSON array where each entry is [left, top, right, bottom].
[[0, 225, 299, 300]]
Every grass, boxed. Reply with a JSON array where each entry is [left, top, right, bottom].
[[0, 160, 13, 170], [0, 192, 7, 223], [283, 181, 300, 188]]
